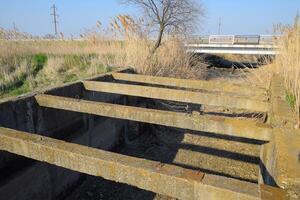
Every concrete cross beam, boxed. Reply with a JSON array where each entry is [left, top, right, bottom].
[[112, 73, 268, 100], [0, 127, 287, 200], [35, 94, 272, 141], [83, 81, 269, 113]]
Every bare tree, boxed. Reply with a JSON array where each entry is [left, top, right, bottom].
[[123, 0, 204, 53]]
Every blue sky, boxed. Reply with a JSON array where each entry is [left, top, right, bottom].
[[0, 0, 299, 37]]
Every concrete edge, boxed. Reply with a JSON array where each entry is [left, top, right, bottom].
[[0, 67, 133, 104]]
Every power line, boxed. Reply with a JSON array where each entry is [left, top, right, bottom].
[[51, 4, 59, 38]]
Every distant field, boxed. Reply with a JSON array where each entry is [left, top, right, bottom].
[[0, 40, 117, 98], [0, 38, 206, 98], [1, 19, 299, 123], [0, 53, 115, 98]]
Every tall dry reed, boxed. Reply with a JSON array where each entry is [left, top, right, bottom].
[[0, 16, 206, 97], [273, 15, 300, 120]]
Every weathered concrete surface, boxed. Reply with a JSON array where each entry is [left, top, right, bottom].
[[152, 127, 260, 182], [261, 130, 300, 199], [173, 148, 259, 182], [0, 70, 294, 199], [260, 75, 300, 199], [0, 116, 126, 200], [0, 127, 287, 200], [158, 130, 261, 157], [0, 68, 132, 199], [268, 75, 298, 128], [83, 81, 270, 112], [0, 85, 89, 200], [35, 94, 272, 141], [260, 184, 289, 200], [112, 72, 268, 99], [273, 130, 300, 199]]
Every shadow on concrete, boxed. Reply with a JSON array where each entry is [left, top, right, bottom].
[[54, 95, 274, 199], [259, 162, 279, 187], [175, 143, 260, 164], [117, 122, 261, 183], [0, 85, 271, 200]]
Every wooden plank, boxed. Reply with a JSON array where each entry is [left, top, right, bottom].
[[0, 127, 264, 200], [83, 81, 270, 113], [112, 73, 268, 99], [35, 94, 272, 141]]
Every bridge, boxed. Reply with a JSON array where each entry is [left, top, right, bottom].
[[186, 35, 279, 55]]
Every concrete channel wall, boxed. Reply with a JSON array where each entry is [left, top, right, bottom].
[[0, 68, 134, 200], [260, 75, 300, 199], [0, 69, 298, 200]]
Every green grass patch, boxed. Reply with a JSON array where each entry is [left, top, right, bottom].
[[0, 53, 115, 98], [0, 73, 27, 94], [286, 91, 296, 109], [7, 81, 31, 96], [0, 79, 31, 98], [32, 53, 47, 75], [64, 55, 89, 70]]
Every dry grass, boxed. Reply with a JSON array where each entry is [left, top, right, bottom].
[[0, 53, 112, 97], [0, 27, 205, 98], [0, 40, 103, 58], [0, 38, 205, 77], [273, 16, 300, 119], [238, 15, 300, 122], [234, 60, 274, 89], [95, 37, 206, 79]]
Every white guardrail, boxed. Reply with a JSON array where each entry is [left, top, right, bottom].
[[186, 35, 279, 55]]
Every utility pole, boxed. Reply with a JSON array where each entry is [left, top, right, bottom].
[[12, 22, 17, 32], [218, 17, 222, 35], [51, 4, 59, 38]]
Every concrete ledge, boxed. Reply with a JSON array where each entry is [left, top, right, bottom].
[[260, 75, 300, 199], [0, 127, 286, 200], [0, 67, 132, 105], [35, 94, 272, 141], [264, 129, 300, 199], [83, 81, 270, 112], [260, 184, 289, 200], [269, 75, 297, 128], [0, 68, 133, 199], [112, 73, 268, 99]]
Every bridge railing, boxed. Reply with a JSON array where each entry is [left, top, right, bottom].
[[188, 35, 279, 45]]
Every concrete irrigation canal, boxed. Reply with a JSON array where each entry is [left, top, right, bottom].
[[0, 68, 299, 200]]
